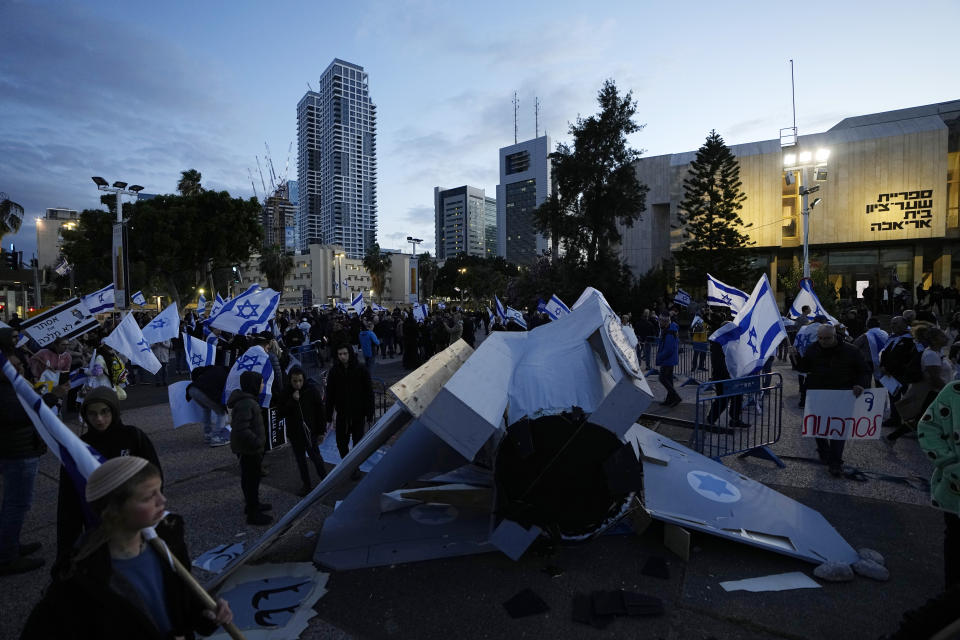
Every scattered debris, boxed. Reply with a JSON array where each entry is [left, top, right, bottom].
[[720, 571, 821, 592], [813, 562, 855, 582], [858, 547, 885, 565], [852, 559, 890, 581], [502, 588, 550, 618], [641, 555, 670, 580]]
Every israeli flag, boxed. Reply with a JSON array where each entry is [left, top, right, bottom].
[[793, 322, 822, 357], [413, 304, 426, 323], [504, 306, 527, 329], [69, 367, 87, 389], [494, 295, 506, 321], [865, 326, 889, 369], [372, 302, 387, 312], [131, 291, 146, 306], [141, 302, 179, 345], [207, 284, 281, 336], [788, 279, 838, 324], [351, 292, 364, 315], [82, 283, 115, 314], [197, 293, 207, 316], [336, 302, 348, 313], [709, 275, 787, 378], [707, 274, 749, 316], [103, 312, 162, 374], [183, 332, 216, 371], [222, 345, 275, 407], [487, 307, 494, 323], [54, 257, 71, 276], [209, 293, 224, 318], [543, 294, 571, 321]]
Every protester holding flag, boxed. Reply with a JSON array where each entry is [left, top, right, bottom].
[[185, 365, 231, 448], [325, 345, 374, 479], [791, 324, 870, 477], [24, 457, 233, 639], [0, 337, 49, 577], [228, 371, 273, 526], [656, 313, 682, 407], [56, 386, 163, 569]]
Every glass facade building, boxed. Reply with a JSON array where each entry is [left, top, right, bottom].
[[297, 59, 377, 258], [496, 135, 551, 264], [434, 185, 497, 260]]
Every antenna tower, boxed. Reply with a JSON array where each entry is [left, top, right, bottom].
[[512, 92, 519, 144], [535, 97, 540, 138]]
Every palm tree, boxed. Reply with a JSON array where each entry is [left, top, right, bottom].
[[417, 252, 438, 300], [259, 243, 294, 292], [0, 192, 25, 238], [362, 243, 393, 302], [177, 169, 203, 196]]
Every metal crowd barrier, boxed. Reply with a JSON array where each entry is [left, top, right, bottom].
[[690, 373, 784, 467], [289, 343, 324, 382], [641, 338, 712, 385], [370, 377, 392, 420]]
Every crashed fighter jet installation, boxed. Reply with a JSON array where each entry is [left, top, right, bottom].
[[309, 287, 859, 570]]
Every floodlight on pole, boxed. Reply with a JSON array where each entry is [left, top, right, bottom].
[[91, 176, 144, 310], [782, 147, 829, 279]]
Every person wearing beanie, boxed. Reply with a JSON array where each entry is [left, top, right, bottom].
[[227, 371, 272, 525], [55, 385, 162, 570], [22, 457, 233, 639], [0, 345, 48, 577], [277, 366, 327, 496]]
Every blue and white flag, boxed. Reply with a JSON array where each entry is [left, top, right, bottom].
[[183, 332, 216, 371], [54, 257, 72, 276], [437, 301, 446, 310], [209, 293, 224, 318], [69, 367, 87, 389], [707, 274, 749, 316], [487, 307, 494, 324], [494, 295, 506, 321], [336, 301, 348, 313], [789, 279, 838, 324], [82, 283, 115, 314], [141, 302, 179, 345], [222, 345, 274, 407], [412, 304, 426, 323], [131, 291, 146, 306], [1, 353, 105, 519], [543, 294, 571, 321], [864, 326, 889, 369], [197, 293, 207, 316], [207, 284, 281, 336], [504, 306, 527, 329], [351, 292, 364, 315], [793, 322, 822, 357], [709, 275, 787, 378], [372, 302, 387, 313], [103, 312, 162, 374], [673, 289, 692, 308]]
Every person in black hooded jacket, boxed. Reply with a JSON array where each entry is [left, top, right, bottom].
[[325, 345, 374, 477], [227, 371, 272, 525], [276, 366, 327, 495], [55, 386, 162, 572]]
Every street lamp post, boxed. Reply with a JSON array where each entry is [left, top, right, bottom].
[[92, 177, 143, 310], [406, 237, 423, 303], [782, 149, 829, 279]]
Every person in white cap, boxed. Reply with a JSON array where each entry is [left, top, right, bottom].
[[22, 456, 232, 639]]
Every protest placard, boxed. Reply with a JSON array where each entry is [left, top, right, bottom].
[[801, 388, 888, 440], [20, 297, 100, 347]]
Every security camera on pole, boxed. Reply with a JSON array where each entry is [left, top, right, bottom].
[[91, 177, 143, 310]]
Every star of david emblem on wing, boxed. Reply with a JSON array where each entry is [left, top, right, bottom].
[[235, 300, 260, 319], [236, 355, 260, 371], [747, 327, 758, 355], [692, 472, 736, 498]]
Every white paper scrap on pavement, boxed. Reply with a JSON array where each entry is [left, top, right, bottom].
[[208, 562, 329, 640], [318, 429, 387, 472], [720, 571, 821, 592], [192, 542, 245, 574]]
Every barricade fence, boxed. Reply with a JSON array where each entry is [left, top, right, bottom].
[[690, 373, 784, 466], [640, 338, 713, 385]]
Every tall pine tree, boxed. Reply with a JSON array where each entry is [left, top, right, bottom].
[[676, 130, 752, 290]]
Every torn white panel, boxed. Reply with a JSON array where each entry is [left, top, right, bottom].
[[192, 542, 244, 574], [490, 519, 542, 561], [210, 562, 329, 640], [318, 430, 387, 472], [720, 572, 821, 592]]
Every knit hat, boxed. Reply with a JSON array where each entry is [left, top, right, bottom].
[[85, 456, 149, 502], [81, 386, 121, 426]]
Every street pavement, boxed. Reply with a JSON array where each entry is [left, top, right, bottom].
[[0, 337, 947, 640]]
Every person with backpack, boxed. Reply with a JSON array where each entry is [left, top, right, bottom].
[[878, 316, 917, 432], [890, 327, 950, 442]]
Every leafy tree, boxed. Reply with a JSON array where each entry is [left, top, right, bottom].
[[417, 252, 438, 300], [0, 192, 24, 239], [362, 243, 392, 302], [433, 254, 515, 305], [60, 208, 116, 292], [778, 264, 838, 316], [534, 80, 649, 266], [177, 169, 203, 196], [675, 130, 753, 291], [259, 244, 294, 292]]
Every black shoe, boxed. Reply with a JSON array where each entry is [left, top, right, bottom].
[[18, 542, 41, 557], [667, 397, 682, 407], [0, 556, 44, 576], [246, 512, 274, 526], [730, 420, 751, 429], [828, 464, 844, 477], [256, 502, 272, 512]]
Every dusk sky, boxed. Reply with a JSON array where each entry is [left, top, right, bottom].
[[2, 0, 957, 261]]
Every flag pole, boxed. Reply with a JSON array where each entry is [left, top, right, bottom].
[[145, 535, 246, 640]]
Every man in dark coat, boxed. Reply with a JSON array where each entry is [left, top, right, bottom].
[[325, 345, 374, 478], [793, 324, 870, 476], [277, 366, 327, 495]]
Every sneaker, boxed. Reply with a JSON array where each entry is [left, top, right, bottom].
[[828, 465, 844, 477], [208, 437, 230, 448], [0, 556, 45, 576], [246, 512, 274, 526], [18, 542, 41, 557]]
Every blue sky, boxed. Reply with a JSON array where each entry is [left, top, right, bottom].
[[2, 0, 958, 260]]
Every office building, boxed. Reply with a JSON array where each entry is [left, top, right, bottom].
[[433, 185, 497, 261], [496, 135, 551, 265], [35, 207, 79, 268], [622, 100, 960, 301], [297, 59, 378, 258], [261, 182, 297, 251]]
